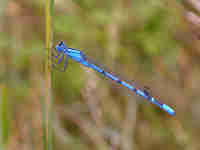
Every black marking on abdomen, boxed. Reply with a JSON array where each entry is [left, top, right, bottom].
[[116, 80, 122, 84]]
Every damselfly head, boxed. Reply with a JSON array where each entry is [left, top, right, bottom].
[[56, 41, 68, 52]]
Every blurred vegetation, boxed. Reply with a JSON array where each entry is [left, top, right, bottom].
[[0, 0, 200, 150]]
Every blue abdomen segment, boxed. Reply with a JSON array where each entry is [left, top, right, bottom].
[[133, 90, 175, 116], [89, 64, 104, 73], [135, 89, 148, 99], [104, 72, 119, 81], [85, 62, 175, 116], [162, 104, 176, 116], [150, 97, 175, 115]]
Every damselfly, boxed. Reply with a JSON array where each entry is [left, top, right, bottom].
[[51, 41, 175, 116]]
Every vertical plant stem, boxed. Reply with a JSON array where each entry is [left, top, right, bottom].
[[0, 85, 9, 148], [44, 0, 54, 149]]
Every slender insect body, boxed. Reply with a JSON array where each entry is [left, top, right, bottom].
[[53, 41, 175, 116]]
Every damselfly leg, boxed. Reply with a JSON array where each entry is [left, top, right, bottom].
[[49, 46, 60, 61], [57, 53, 65, 64], [50, 47, 68, 72]]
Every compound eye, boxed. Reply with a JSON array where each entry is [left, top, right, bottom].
[[58, 41, 64, 46]]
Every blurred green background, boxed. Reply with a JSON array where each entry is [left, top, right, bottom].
[[1, 0, 200, 150]]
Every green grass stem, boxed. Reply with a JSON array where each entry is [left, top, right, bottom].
[[43, 0, 54, 149]]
